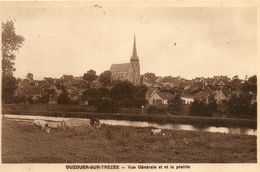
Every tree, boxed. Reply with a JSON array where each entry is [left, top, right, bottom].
[[82, 88, 110, 106], [2, 20, 25, 77], [228, 93, 251, 116], [168, 95, 182, 114], [143, 72, 157, 83], [2, 20, 24, 103], [83, 69, 98, 88], [57, 85, 71, 104], [97, 98, 118, 113], [190, 100, 212, 116], [111, 80, 135, 107], [99, 70, 112, 86], [26, 73, 33, 81], [133, 85, 148, 107], [2, 76, 18, 103]]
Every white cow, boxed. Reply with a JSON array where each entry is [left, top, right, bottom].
[[47, 121, 66, 130], [64, 118, 102, 129], [151, 128, 162, 135], [33, 119, 51, 133], [64, 119, 91, 128]]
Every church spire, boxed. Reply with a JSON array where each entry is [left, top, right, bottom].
[[131, 35, 139, 61]]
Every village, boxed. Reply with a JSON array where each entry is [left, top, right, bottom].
[[1, 4, 257, 164], [5, 68, 257, 119], [3, 37, 257, 119]]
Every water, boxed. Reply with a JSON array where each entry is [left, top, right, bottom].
[[3, 114, 257, 136]]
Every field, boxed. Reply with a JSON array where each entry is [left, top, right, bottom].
[[2, 118, 257, 163]]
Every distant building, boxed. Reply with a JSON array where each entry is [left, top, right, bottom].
[[148, 91, 174, 105], [213, 90, 227, 104], [110, 36, 140, 85], [180, 96, 194, 105]]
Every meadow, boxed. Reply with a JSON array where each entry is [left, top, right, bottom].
[[2, 118, 256, 163]]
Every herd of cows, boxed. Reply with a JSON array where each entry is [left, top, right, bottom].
[[33, 118, 102, 133], [33, 118, 165, 135]]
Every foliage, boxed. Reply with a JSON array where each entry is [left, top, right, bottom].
[[96, 98, 118, 113], [111, 81, 134, 104], [82, 88, 110, 106], [26, 73, 33, 80], [190, 100, 212, 116], [57, 86, 71, 104], [2, 20, 24, 104], [13, 95, 26, 104], [83, 69, 97, 88], [147, 106, 166, 114], [99, 70, 112, 86], [228, 93, 251, 116], [133, 85, 148, 106], [143, 72, 157, 83], [248, 102, 257, 118], [207, 95, 217, 112], [111, 81, 147, 107], [242, 75, 257, 94], [2, 76, 18, 103], [168, 95, 182, 114], [38, 94, 49, 104], [2, 20, 25, 77]]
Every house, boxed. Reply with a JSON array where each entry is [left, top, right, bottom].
[[142, 76, 153, 87], [193, 91, 211, 104], [148, 91, 174, 105], [216, 80, 225, 89], [180, 96, 194, 105], [145, 87, 158, 101], [213, 90, 227, 104], [61, 74, 73, 81]]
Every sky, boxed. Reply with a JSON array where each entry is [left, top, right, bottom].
[[0, 2, 257, 80]]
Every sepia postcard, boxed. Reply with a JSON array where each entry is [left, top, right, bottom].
[[0, 0, 259, 171]]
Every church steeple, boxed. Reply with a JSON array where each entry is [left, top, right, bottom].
[[131, 35, 139, 61]]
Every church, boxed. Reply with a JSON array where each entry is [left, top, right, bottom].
[[109, 36, 140, 85]]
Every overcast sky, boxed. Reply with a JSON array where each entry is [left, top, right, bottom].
[[0, 2, 257, 80]]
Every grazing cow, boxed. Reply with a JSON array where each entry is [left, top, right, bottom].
[[90, 118, 101, 129], [33, 119, 51, 133], [47, 121, 66, 130], [151, 128, 162, 135]]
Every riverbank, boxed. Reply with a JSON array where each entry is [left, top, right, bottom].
[[2, 118, 256, 163], [3, 110, 257, 129]]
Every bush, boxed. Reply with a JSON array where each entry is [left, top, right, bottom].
[[57, 93, 71, 104], [167, 95, 182, 115], [96, 98, 118, 113], [147, 106, 166, 114], [190, 100, 212, 116], [228, 94, 250, 116], [13, 95, 26, 104]]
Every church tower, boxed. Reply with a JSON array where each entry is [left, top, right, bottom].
[[130, 35, 140, 85]]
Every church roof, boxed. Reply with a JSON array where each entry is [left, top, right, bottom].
[[110, 63, 131, 72], [130, 36, 139, 61]]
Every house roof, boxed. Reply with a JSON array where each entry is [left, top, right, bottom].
[[157, 92, 174, 100], [146, 88, 157, 98], [193, 91, 211, 100], [110, 63, 130, 72], [180, 94, 194, 99]]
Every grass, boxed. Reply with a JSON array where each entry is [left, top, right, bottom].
[[2, 118, 256, 163]]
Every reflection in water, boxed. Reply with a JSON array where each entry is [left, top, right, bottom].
[[100, 119, 257, 136], [4, 114, 257, 136]]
